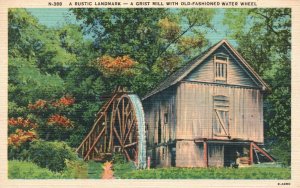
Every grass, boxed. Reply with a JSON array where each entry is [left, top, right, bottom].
[[8, 160, 66, 179], [9, 160, 291, 179], [113, 161, 136, 178], [9, 160, 88, 179], [87, 161, 103, 179], [116, 166, 291, 179]]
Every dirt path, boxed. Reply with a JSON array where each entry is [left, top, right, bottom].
[[101, 161, 114, 179]]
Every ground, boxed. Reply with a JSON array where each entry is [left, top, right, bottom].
[[8, 160, 290, 179]]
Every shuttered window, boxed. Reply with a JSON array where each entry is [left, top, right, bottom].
[[214, 54, 228, 82], [213, 95, 230, 138]]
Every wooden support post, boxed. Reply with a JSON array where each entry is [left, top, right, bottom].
[[249, 142, 253, 165], [147, 156, 151, 170], [252, 142, 274, 162], [104, 113, 107, 153], [203, 141, 208, 167]]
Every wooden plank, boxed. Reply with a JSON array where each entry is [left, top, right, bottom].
[[124, 120, 135, 144], [76, 94, 117, 153], [124, 142, 137, 148], [108, 104, 116, 152], [113, 127, 124, 148], [124, 149, 131, 161], [252, 142, 274, 162], [116, 108, 123, 141], [122, 98, 125, 137], [83, 127, 106, 160], [93, 147, 99, 154], [104, 112, 107, 153]]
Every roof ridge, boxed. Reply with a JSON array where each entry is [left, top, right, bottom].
[[142, 39, 268, 100]]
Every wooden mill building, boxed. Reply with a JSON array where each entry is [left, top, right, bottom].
[[142, 39, 272, 168]]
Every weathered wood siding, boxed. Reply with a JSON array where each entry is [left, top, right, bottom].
[[143, 87, 177, 147], [208, 144, 224, 167], [176, 82, 263, 143], [187, 45, 259, 88], [176, 141, 206, 167]]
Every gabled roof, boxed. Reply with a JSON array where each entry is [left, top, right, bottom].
[[142, 39, 270, 100]]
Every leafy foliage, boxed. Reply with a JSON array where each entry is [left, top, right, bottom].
[[71, 8, 215, 95], [28, 140, 77, 172], [64, 159, 88, 179], [8, 160, 65, 179], [8, 160, 88, 179], [87, 161, 103, 179]]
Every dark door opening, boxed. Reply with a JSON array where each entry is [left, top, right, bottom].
[[224, 145, 243, 167], [170, 145, 176, 167]]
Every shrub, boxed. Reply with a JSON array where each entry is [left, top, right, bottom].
[[8, 144, 30, 161], [268, 141, 291, 167], [113, 161, 136, 178], [64, 159, 88, 179], [112, 153, 127, 164], [8, 160, 63, 179], [28, 140, 77, 172]]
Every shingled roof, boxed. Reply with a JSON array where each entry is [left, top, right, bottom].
[[142, 39, 270, 100]]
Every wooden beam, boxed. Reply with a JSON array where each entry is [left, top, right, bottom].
[[113, 127, 124, 148], [203, 141, 208, 167], [116, 108, 123, 141], [108, 105, 116, 152], [104, 113, 107, 153], [252, 142, 274, 162], [124, 120, 135, 144], [124, 149, 131, 161], [76, 94, 117, 153], [122, 98, 125, 137], [124, 142, 137, 148], [83, 127, 106, 160], [93, 146, 99, 154], [249, 142, 253, 165]]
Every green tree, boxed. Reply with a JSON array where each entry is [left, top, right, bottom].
[[71, 8, 216, 95], [8, 9, 100, 147]]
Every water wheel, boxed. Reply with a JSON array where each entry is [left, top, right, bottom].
[[76, 88, 146, 169]]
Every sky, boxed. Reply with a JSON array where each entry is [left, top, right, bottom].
[[27, 8, 237, 47]]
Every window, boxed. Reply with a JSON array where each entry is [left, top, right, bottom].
[[213, 95, 230, 138], [214, 54, 228, 82]]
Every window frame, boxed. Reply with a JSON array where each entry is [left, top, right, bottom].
[[213, 95, 230, 138], [214, 54, 229, 83]]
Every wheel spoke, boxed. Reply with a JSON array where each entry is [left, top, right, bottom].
[[124, 120, 136, 144], [116, 108, 123, 141], [124, 142, 137, 148], [123, 149, 131, 161], [113, 127, 124, 148]]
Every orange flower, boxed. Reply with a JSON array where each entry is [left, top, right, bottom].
[[8, 129, 37, 147], [47, 114, 73, 128], [28, 99, 47, 110], [52, 96, 75, 107], [8, 117, 37, 129], [96, 55, 136, 76]]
